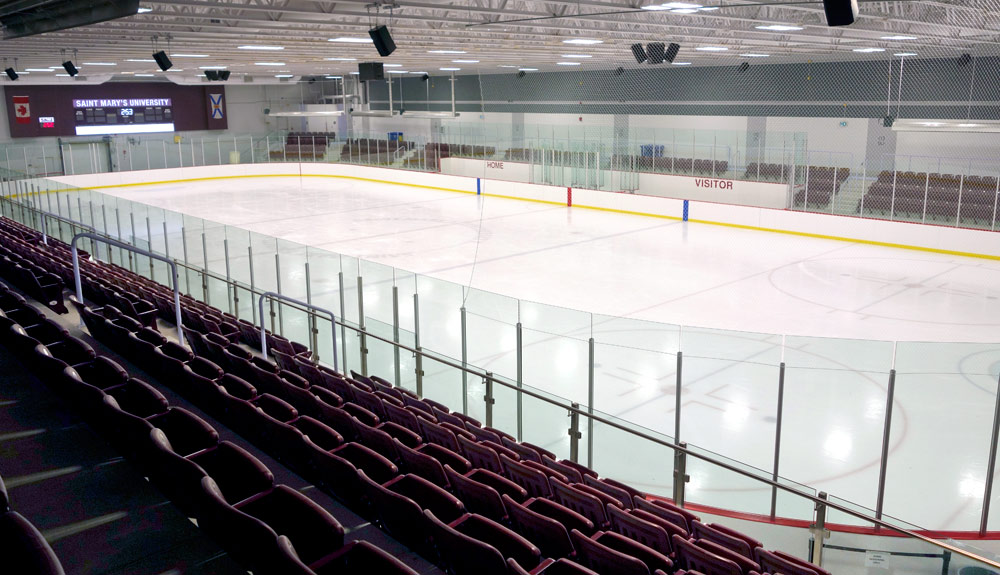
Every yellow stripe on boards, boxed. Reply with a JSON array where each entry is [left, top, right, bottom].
[[60, 172, 1000, 261]]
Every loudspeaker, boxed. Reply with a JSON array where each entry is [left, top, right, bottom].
[[358, 62, 384, 81], [883, 115, 895, 128], [517, 70, 526, 78], [369, 25, 396, 57], [614, 67, 625, 76], [421, 74, 430, 82], [822, 0, 859, 26], [631, 43, 647, 63], [738, 62, 750, 72], [205, 70, 220, 81], [62, 60, 78, 77], [219, 70, 231, 81], [4, 68, 17, 81], [664, 43, 680, 63], [958, 53, 972, 66], [152, 50, 172, 71], [647, 42, 665, 64]]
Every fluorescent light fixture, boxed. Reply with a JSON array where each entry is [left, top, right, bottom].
[[958, 123, 979, 127], [383, 64, 403, 67], [239, 45, 284, 50], [672, 9, 699, 13], [518, 68, 538, 71], [428, 50, 466, 54], [673, 62, 692, 65], [275, 74, 294, 78], [920, 122, 944, 126], [696, 46, 728, 51], [852, 47, 885, 53], [387, 70, 408, 73], [643, 1, 701, 8], [440, 67, 461, 71], [167, 69, 184, 72], [125, 58, 156, 62], [56, 74, 70, 77], [452, 59, 479, 63], [328, 37, 372, 43], [324, 57, 357, 61], [325, 75, 343, 79], [76, 123, 174, 136], [408, 71, 429, 74], [135, 73, 155, 76], [740, 53, 770, 57], [562, 39, 603, 45], [83, 62, 116, 66], [254, 62, 285, 66], [561, 54, 592, 58], [172, 54, 208, 58], [699, 6, 719, 10], [25, 68, 53, 72], [557, 62, 581, 66], [755, 24, 803, 31], [199, 66, 228, 69], [894, 52, 918, 57], [881, 35, 917, 40], [137, 6, 152, 13], [349, 71, 359, 75], [642, 4, 671, 9], [498, 65, 519, 68]]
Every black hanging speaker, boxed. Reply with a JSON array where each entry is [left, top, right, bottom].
[[664, 43, 681, 63], [517, 70, 526, 78], [219, 70, 231, 81], [358, 62, 384, 81], [421, 74, 430, 82], [152, 50, 172, 71], [822, 0, 859, 26], [631, 43, 647, 63], [62, 60, 78, 77], [958, 53, 972, 66], [205, 70, 220, 81], [5, 68, 17, 81], [738, 62, 750, 72], [647, 43, 666, 64], [883, 115, 895, 128], [369, 25, 396, 57]]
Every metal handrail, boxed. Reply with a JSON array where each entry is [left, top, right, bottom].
[[70, 232, 185, 347], [6, 195, 1000, 569], [258, 291, 339, 372]]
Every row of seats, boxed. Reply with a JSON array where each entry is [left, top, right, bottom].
[[425, 142, 498, 158], [791, 166, 852, 208], [610, 155, 729, 176], [507, 149, 599, 166], [0, 211, 832, 575], [858, 170, 999, 222], [0, 464, 65, 574], [0, 282, 418, 575]]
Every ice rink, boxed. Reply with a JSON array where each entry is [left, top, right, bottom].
[[74, 174, 1000, 530]]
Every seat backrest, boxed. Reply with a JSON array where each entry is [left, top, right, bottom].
[[331, 442, 398, 484], [395, 438, 448, 487], [634, 497, 695, 532], [608, 505, 672, 557], [445, 465, 507, 522], [500, 454, 551, 499], [691, 521, 753, 559], [550, 478, 608, 528], [354, 421, 399, 461], [583, 475, 635, 509], [384, 401, 422, 434], [423, 509, 508, 575], [571, 529, 651, 575], [754, 549, 822, 575], [593, 530, 672, 574], [502, 493, 574, 560], [417, 416, 460, 451], [673, 535, 742, 575], [458, 434, 502, 473], [542, 456, 585, 484], [0, 510, 67, 575], [384, 473, 466, 524], [500, 436, 543, 463], [692, 539, 760, 575], [294, 416, 344, 451]]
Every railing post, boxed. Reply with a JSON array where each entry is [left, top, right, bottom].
[[414, 292, 423, 396], [588, 336, 595, 469], [338, 271, 347, 373], [484, 372, 494, 428], [461, 305, 468, 414], [357, 275, 368, 376], [569, 402, 581, 463], [248, 245, 257, 325], [274, 253, 283, 333], [875, 362, 897, 523], [202, 233, 210, 304], [771, 359, 787, 519], [223, 238, 233, 315], [392, 285, 401, 386], [810, 492, 830, 566], [675, 349, 683, 443], [306, 262, 318, 361], [128, 211, 136, 271], [673, 441, 689, 506], [979, 373, 1000, 535], [146, 217, 154, 280], [516, 320, 523, 441]]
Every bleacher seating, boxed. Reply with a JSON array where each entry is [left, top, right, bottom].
[[339, 137, 415, 165], [792, 165, 851, 209], [611, 154, 729, 176], [271, 132, 335, 160], [0, 210, 834, 575], [856, 170, 999, 225]]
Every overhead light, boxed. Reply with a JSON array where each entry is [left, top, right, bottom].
[[83, 62, 116, 66], [428, 50, 466, 54], [328, 37, 372, 43], [452, 59, 479, 63], [557, 62, 582, 66], [137, 6, 152, 13], [135, 73, 155, 77], [518, 68, 538, 71], [696, 46, 728, 51], [126, 58, 156, 62], [920, 122, 943, 126], [172, 54, 208, 58], [25, 68, 53, 72], [387, 70, 408, 73], [755, 24, 803, 31], [957, 123, 979, 127], [561, 54, 592, 58], [562, 39, 603, 45], [324, 57, 357, 61], [239, 45, 284, 50], [894, 52, 917, 57], [498, 65, 519, 68], [408, 71, 429, 74], [852, 47, 885, 53], [349, 71, 359, 75], [643, 1, 701, 8], [672, 9, 699, 13], [56, 74, 71, 77], [199, 66, 228, 70], [740, 53, 770, 57], [881, 35, 917, 40], [325, 75, 342, 79], [439, 67, 461, 71], [254, 62, 285, 66], [275, 74, 295, 78], [383, 63, 403, 67], [673, 62, 692, 65], [699, 6, 719, 10]]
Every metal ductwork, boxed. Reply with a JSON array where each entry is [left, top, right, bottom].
[[1, 0, 139, 39]]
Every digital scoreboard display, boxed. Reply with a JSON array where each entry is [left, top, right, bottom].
[[72, 97, 174, 135]]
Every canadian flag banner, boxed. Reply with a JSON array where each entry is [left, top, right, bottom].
[[12, 96, 29, 124]]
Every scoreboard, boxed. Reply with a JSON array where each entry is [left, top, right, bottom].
[[72, 97, 175, 135]]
